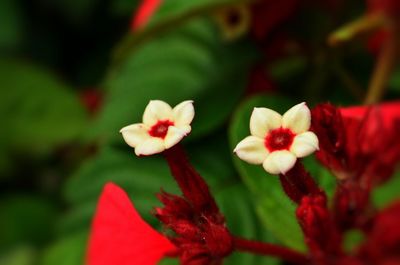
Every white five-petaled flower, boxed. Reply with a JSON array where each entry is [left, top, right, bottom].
[[120, 100, 195, 156], [234, 102, 319, 175]]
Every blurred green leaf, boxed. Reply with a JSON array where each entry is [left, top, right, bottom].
[[228, 94, 306, 251], [268, 55, 307, 82], [147, 0, 248, 27], [60, 136, 238, 234], [389, 67, 400, 93], [187, 134, 238, 188], [115, 0, 252, 56], [372, 171, 400, 208], [39, 232, 87, 265], [0, 196, 58, 249], [301, 155, 337, 199], [61, 146, 178, 234], [0, 0, 23, 50], [0, 60, 87, 154], [342, 229, 365, 253], [0, 246, 35, 265], [40, 0, 97, 25], [216, 185, 279, 265], [90, 18, 255, 144], [111, 0, 140, 16]]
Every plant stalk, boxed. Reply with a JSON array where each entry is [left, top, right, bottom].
[[234, 237, 309, 265]]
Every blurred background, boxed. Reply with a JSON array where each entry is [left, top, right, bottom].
[[0, 0, 399, 264]]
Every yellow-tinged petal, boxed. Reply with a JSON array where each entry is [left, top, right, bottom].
[[164, 126, 187, 149], [282, 102, 311, 134], [172, 100, 195, 127], [143, 100, 173, 126], [135, 138, 165, 156], [234, 136, 269, 165], [120, 124, 150, 148], [262, 150, 296, 175], [290, 131, 319, 158], [250, 107, 282, 138]]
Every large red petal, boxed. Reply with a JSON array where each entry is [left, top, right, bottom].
[[87, 182, 176, 265], [340, 101, 400, 129]]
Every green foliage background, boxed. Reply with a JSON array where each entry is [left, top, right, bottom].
[[0, 0, 399, 264]]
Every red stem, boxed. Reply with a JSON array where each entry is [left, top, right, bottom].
[[163, 144, 220, 215], [233, 237, 310, 265]]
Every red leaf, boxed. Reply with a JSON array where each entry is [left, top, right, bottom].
[[87, 183, 176, 265]]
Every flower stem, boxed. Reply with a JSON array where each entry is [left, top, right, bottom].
[[163, 144, 220, 215], [365, 26, 399, 104], [233, 237, 309, 265], [279, 161, 321, 203]]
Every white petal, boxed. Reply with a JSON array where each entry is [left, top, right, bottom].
[[134, 138, 165, 156], [176, 124, 191, 135], [262, 150, 296, 175], [250, 108, 282, 138], [164, 126, 187, 149], [290, 132, 319, 158], [120, 124, 150, 148], [172, 100, 195, 127], [282, 102, 311, 134], [142, 100, 173, 126], [234, 136, 269, 165]]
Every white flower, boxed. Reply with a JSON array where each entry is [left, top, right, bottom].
[[120, 100, 195, 156], [234, 102, 319, 175]]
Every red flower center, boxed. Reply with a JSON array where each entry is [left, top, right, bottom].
[[265, 128, 295, 152], [148, 120, 174, 139]]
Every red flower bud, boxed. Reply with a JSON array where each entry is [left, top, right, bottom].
[[359, 201, 400, 264], [296, 194, 342, 261]]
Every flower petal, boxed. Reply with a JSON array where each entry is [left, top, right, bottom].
[[172, 100, 195, 127], [282, 102, 311, 134], [87, 183, 176, 265], [120, 124, 150, 148], [143, 100, 173, 126], [262, 150, 296, 175], [164, 126, 187, 149], [234, 136, 269, 165], [290, 132, 319, 158], [135, 138, 165, 156], [176, 124, 191, 135], [250, 107, 282, 138]]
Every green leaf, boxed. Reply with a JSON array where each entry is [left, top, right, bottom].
[[147, 0, 248, 27], [0, 0, 23, 50], [39, 232, 87, 265], [216, 185, 279, 265], [186, 133, 238, 189], [0, 246, 36, 265], [228, 94, 307, 251], [0, 60, 87, 154], [372, 171, 400, 208], [389, 67, 400, 94], [342, 229, 365, 253], [60, 146, 179, 234], [114, 0, 252, 57], [0, 196, 58, 249], [90, 18, 255, 145], [60, 136, 237, 234], [268, 55, 307, 82], [111, 0, 140, 16], [39, 0, 97, 25]]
